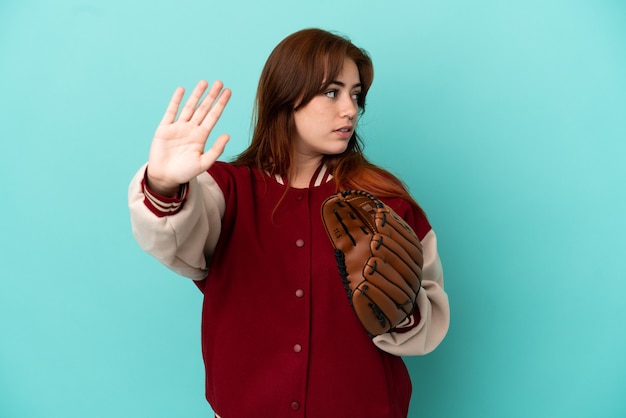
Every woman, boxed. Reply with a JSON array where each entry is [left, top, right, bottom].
[[129, 28, 449, 417]]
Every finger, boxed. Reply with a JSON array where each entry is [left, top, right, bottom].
[[199, 133, 230, 171], [199, 86, 232, 130], [190, 80, 226, 124], [352, 282, 401, 335], [363, 256, 419, 301], [178, 80, 209, 122], [376, 210, 419, 249], [159, 86, 185, 125], [370, 233, 422, 283]]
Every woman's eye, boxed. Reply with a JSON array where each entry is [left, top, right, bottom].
[[352, 92, 362, 100], [325, 89, 338, 98]]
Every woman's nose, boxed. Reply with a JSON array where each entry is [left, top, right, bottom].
[[341, 96, 358, 119]]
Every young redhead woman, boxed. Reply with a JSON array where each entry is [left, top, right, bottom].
[[129, 28, 450, 417]]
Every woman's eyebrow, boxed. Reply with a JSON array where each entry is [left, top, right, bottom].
[[329, 80, 362, 89]]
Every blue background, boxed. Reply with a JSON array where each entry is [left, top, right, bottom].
[[1, 0, 625, 417]]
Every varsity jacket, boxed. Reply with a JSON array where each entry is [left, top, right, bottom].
[[128, 161, 450, 417]]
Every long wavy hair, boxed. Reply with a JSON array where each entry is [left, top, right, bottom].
[[232, 28, 422, 211]]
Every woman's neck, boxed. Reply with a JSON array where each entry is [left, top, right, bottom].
[[289, 154, 323, 188]]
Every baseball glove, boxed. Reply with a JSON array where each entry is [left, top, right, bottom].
[[321, 190, 423, 337]]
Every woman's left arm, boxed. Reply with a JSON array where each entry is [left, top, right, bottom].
[[373, 228, 450, 355]]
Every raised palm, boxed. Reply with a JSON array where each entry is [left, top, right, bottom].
[[147, 80, 232, 195]]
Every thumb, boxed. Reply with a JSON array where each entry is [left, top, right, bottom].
[[200, 133, 230, 171]]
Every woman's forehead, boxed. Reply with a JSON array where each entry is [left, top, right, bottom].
[[323, 57, 360, 85]]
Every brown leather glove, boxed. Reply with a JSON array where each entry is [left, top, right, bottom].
[[321, 190, 423, 337]]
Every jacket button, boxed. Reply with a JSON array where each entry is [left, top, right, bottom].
[[295, 289, 304, 298], [291, 401, 300, 410], [295, 239, 304, 247], [293, 344, 302, 353]]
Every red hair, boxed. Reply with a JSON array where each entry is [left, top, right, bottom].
[[232, 28, 423, 212]]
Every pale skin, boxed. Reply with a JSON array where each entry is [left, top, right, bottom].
[[291, 58, 361, 187], [146, 58, 360, 193], [146, 80, 232, 196]]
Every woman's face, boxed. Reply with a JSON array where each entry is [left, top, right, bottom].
[[292, 58, 361, 161]]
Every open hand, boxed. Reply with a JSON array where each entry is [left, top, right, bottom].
[[146, 80, 232, 196]]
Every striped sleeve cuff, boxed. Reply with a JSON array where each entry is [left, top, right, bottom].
[[391, 309, 421, 334], [141, 173, 188, 217]]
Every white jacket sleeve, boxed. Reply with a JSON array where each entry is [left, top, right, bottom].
[[128, 165, 225, 280], [373, 229, 450, 355]]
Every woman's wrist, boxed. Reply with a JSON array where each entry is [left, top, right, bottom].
[[145, 170, 180, 198]]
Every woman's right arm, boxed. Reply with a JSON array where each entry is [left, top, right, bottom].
[[128, 80, 232, 280], [128, 166, 225, 280]]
